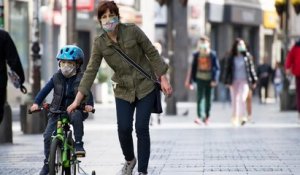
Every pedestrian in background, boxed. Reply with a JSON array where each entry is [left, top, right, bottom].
[[30, 45, 94, 175], [222, 38, 257, 126], [257, 56, 273, 104], [188, 36, 220, 125], [0, 29, 25, 124], [272, 61, 284, 103], [67, 1, 172, 175], [285, 38, 300, 124]]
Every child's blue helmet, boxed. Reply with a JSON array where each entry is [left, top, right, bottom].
[[56, 45, 84, 64]]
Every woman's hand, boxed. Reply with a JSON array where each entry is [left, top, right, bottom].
[[251, 83, 257, 89], [67, 101, 80, 114], [84, 105, 94, 112], [160, 75, 172, 96], [67, 91, 85, 113]]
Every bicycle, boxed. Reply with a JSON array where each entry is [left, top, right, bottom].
[[29, 103, 96, 175]]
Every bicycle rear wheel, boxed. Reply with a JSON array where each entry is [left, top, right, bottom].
[[49, 138, 63, 175]]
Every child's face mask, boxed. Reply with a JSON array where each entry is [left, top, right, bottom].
[[60, 61, 76, 78]]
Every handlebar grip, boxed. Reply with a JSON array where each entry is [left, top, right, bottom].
[[28, 108, 42, 114]]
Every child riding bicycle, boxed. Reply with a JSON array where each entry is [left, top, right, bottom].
[[30, 45, 94, 175]]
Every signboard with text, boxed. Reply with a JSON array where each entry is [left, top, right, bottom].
[[67, 0, 95, 11]]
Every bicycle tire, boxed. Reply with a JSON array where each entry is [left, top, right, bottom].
[[49, 138, 63, 175], [64, 131, 76, 175]]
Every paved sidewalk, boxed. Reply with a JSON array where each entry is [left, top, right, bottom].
[[0, 101, 300, 175]]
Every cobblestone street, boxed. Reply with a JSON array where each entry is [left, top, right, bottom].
[[0, 101, 300, 175]]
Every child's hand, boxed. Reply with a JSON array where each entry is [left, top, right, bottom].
[[30, 104, 39, 112], [84, 105, 93, 112]]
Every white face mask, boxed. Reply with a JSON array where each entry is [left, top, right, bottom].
[[61, 64, 76, 78], [237, 42, 247, 53]]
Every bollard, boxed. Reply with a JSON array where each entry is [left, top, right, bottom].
[[0, 103, 13, 143], [23, 103, 47, 134], [20, 104, 27, 132], [19, 102, 47, 134]]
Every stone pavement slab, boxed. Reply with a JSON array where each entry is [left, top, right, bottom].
[[1, 102, 300, 175]]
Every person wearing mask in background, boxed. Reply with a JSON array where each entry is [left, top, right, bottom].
[[272, 61, 284, 103], [222, 38, 257, 126], [0, 29, 25, 124], [67, 2, 172, 175], [257, 56, 273, 104], [285, 38, 300, 124], [188, 36, 220, 125]]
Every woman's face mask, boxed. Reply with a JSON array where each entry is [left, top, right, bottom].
[[102, 16, 119, 33], [237, 42, 247, 53], [60, 61, 76, 78]]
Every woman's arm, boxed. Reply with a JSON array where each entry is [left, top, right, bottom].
[[67, 38, 102, 113], [133, 25, 168, 77], [67, 91, 85, 113]]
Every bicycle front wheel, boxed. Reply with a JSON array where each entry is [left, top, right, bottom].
[[64, 131, 76, 175], [49, 138, 63, 175]]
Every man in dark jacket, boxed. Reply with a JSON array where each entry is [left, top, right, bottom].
[[257, 57, 273, 103], [0, 29, 25, 124]]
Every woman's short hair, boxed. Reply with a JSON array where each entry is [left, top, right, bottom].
[[97, 1, 120, 21]]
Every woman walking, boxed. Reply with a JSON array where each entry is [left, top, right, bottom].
[[67, 1, 172, 174], [222, 38, 257, 126]]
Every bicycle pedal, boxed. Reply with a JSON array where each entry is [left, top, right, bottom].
[[76, 153, 86, 158]]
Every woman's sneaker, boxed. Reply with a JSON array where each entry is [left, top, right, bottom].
[[122, 158, 136, 175]]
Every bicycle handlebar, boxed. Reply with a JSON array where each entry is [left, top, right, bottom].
[[28, 103, 95, 114]]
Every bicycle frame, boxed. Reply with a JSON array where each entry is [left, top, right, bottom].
[[52, 114, 76, 169], [28, 103, 96, 175]]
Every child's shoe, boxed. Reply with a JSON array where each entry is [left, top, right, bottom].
[[75, 141, 86, 157]]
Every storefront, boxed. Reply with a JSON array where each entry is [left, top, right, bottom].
[[206, 1, 262, 63]]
